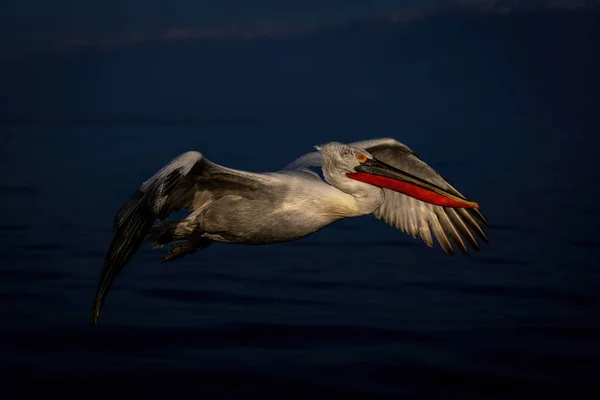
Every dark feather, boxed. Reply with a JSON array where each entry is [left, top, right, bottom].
[[93, 151, 273, 324], [437, 208, 468, 255], [93, 155, 200, 324], [447, 208, 480, 252], [457, 208, 490, 244]]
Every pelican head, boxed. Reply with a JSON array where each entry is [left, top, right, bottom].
[[316, 142, 479, 209], [316, 142, 379, 196]]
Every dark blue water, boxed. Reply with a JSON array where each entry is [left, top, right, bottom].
[[1, 120, 599, 399]]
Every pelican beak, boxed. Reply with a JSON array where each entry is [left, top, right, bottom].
[[347, 158, 479, 209]]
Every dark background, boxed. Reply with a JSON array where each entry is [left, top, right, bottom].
[[1, 1, 599, 398]]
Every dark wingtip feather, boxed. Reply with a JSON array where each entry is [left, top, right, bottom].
[[453, 239, 468, 256], [470, 208, 490, 228], [428, 217, 455, 256], [93, 160, 196, 324], [447, 208, 480, 252], [457, 208, 490, 245], [93, 192, 156, 324], [437, 209, 468, 256], [448, 234, 468, 255], [114, 190, 145, 230]]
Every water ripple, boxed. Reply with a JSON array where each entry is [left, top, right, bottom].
[[408, 281, 595, 304], [0, 269, 67, 282], [0, 224, 30, 232], [0, 185, 37, 196], [294, 240, 420, 249], [20, 243, 64, 252], [180, 271, 386, 291], [489, 224, 541, 234], [336, 361, 538, 395], [2, 323, 440, 353], [570, 240, 600, 249], [72, 249, 107, 259], [475, 257, 532, 267], [143, 288, 331, 307], [0, 366, 375, 399]]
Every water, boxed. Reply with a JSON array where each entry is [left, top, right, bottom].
[[1, 121, 599, 399]]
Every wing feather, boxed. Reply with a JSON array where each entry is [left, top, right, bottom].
[[447, 208, 480, 251], [436, 207, 468, 255], [428, 210, 454, 255], [456, 208, 490, 244], [93, 151, 269, 324], [358, 138, 488, 254]]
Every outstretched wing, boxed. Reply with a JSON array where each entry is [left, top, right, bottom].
[[353, 138, 489, 255], [93, 151, 269, 324], [284, 138, 489, 254]]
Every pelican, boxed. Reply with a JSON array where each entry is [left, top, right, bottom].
[[92, 138, 489, 324]]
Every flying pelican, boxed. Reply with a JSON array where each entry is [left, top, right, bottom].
[[92, 138, 489, 324]]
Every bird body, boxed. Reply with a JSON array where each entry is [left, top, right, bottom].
[[92, 138, 489, 324], [149, 168, 379, 247]]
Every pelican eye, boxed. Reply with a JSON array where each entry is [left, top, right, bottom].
[[355, 153, 368, 163]]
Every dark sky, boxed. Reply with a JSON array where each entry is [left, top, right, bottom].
[[1, 0, 598, 123], [1, 0, 450, 54], [3, 0, 593, 55]]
